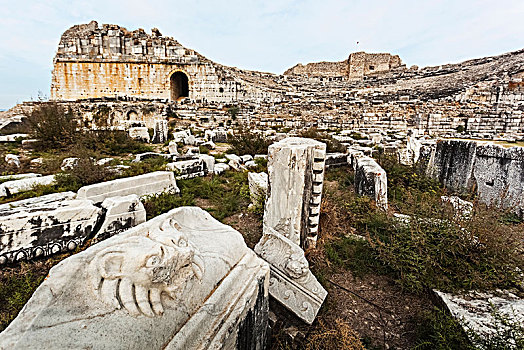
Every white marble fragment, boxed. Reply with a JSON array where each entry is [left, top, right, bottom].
[[76, 171, 179, 203], [0, 175, 56, 197], [0, 207, 270, 350], [263, 137, 326, 249]]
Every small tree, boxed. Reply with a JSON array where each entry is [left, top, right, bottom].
[[26, 103, 79, 150]]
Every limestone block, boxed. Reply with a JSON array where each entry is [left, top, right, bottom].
[[60, 157, 79, 171], [95, 195, 147, 241], [254, 229, 327, 324], [325, 152, 348, 168], [240, 155, 253, 163], [5, 154, 20, 168], [173, 129, 191, 143], [0, 207, 270, 350], [441, 196, 473, 219], [0, 173, 41, 182], [198, 154, 215, 174], [0, 175, 56, 197], [263, 137, 326, 249], [248, 172, 268, 206], [185, 147, 200, 156], [245, 160, 257, 168], [152, 119, 168, 144], [133, 152, 173, 163], [354, 157, 388, 211], [0, 193, 102, 264], [128, 127, 150, 143], [214, 163, 230, 174], [225, 154, 241, 163], [166, 159, 205, 179], [434, 290, 524, 344], [168, 141, 179, 155], [201, 140, 216, 150], [76, 171, 179, 203], [96, 158, 114, 166]]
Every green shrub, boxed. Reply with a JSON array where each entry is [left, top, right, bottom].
[[142, 191, 195, 220], [299, 127, 346, 153], [227, 128, 271, 155], [26, 103, 79, 150], [413, 307, 474, 350], [0, 265, 46, 331]]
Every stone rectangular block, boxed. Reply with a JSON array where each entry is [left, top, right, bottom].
[[76, 171, 179, 203]]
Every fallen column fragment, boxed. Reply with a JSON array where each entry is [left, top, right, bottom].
[[263, 137, 326, 249], [0, 175, 56, 197], [256, 137, 327, 325], [0, 207, 270, 350], [254, 229, 327, 324]]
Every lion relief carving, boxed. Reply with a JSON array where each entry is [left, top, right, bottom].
[[88, 218, 204, 317]]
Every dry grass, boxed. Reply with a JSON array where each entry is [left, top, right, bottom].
[[306, 319, 365, 350]]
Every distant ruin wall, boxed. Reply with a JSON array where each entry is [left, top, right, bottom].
[[425, 139, 524, 216], [283, 51, 404, 79], [348, 52, 404, 79], [283, 61, 347, 77]]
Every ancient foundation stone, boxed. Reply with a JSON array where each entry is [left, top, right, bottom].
[[76, 171, 179, 203], [0, 207, 269, 350], [354, 156, 388, 211], [263, 137, 326, 249]]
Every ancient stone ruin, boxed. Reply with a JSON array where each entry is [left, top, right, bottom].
[[0, 207, 269, 349], [256, 137, 327, 324]]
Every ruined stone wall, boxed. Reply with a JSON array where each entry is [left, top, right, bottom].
[[425, 139, 524, 216], [348, 52, 404, 79], [51, 61, 239, 103], [50, 21, 266, 104], [283, 61, 347, 77]]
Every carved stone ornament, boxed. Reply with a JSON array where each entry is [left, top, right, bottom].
[[255, 228, 327, 324], [0, 207, 270, 350]]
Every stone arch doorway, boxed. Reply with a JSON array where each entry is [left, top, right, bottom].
[[170, 71, 189, 101]]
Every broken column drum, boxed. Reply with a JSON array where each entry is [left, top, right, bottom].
[[263, 137, 326, 250]]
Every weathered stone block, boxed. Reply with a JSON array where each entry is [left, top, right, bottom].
[[166, 159, 205, 179], [76, 171, 179, 203], [263, 137, 326, 249], [354, 156, 388, 211], [0, 192, 102, 264], [0, 175, 56, 197], [254, 229, 327, 325], [248, 172, 268, 206], [0, 207, 270, 350], [95, 194, 147, 241]]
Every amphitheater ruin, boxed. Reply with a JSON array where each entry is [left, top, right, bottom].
[[0, 21, 523, 349]]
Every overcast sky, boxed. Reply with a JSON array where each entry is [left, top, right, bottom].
[[1, 0, 524, 109]]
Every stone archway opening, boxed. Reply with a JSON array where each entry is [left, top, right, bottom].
[[170, 71, 189, 101]]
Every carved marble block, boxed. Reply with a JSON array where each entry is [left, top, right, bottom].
[[76, 171, 180, 203], [0, 207, 270, 350], [254, 229, 327, 324], [0, 192, 101, 264], [263, 137, 326, 250]]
